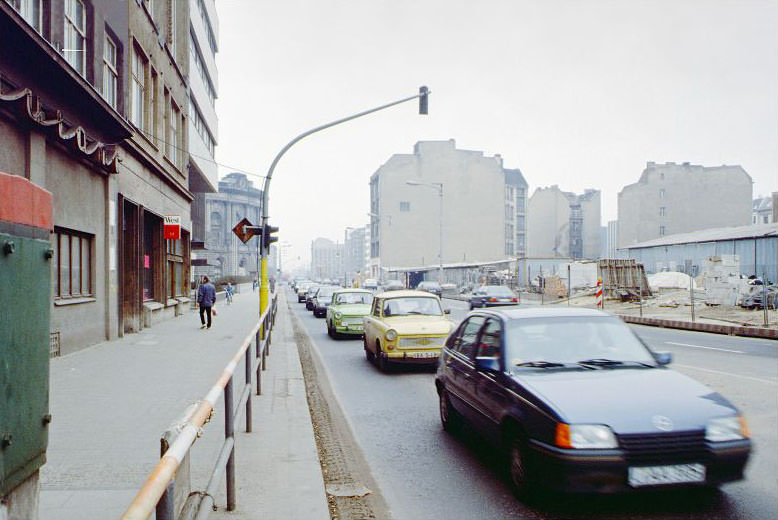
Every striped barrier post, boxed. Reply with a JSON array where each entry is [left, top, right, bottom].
[[596, 277, 603, 308]]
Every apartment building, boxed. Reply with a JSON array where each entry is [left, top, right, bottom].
[[526, 186, 601, 260]]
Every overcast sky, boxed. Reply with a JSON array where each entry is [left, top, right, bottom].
[[215, 0, 778, 271]]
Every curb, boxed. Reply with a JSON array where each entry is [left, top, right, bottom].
[[618, 315, 778, 340]]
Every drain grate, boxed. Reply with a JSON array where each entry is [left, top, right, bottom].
[[49, 331, 61, 358]]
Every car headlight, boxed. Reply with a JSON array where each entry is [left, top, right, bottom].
[[335, 311, 342, 320], [385, 329, 397, 341], [556, 423, 617, 449], [706, 415, 750, 442]]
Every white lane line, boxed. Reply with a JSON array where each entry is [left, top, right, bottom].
[[674, 363, 778, 386], [665, 341, 745, 354]]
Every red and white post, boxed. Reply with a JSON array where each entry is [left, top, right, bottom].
[[596, 277, 603, 309]]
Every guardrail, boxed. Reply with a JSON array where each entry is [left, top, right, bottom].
[[120, 293, 279, 520]]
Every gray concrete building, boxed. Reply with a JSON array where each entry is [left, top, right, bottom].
[[618, 162, 752, 248], [752, 195, 774, 225], [311, 237, 343, 281], [198, 173, 262, 279], [344, 225, 367, 285], [527, 186, 601, 259], [369, 140, 527, 281]]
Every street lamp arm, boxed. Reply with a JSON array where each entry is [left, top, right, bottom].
[[262, 89, 430, 222]]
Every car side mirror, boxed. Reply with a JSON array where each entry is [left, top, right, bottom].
[[653, 351, 673, 365], [444, 308, 451, 315], [475, 356, 500, 372]]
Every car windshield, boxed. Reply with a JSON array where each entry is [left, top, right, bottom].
[[485, 286, 514, 297], [506, 317, 655, 366], [335, 292, 372, 304], [383, 297, 442, 317], [317, 290, 334, 299]]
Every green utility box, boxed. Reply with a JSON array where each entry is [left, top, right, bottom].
[[0, 172, 53, 497]]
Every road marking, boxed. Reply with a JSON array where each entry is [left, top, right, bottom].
[[674, 363, 778, 386], [665, 341, 745, 354]]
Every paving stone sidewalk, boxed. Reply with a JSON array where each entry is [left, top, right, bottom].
[[39, 288, 328, 520]]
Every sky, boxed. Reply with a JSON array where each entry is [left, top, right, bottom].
[[215, 0, 778, 271]]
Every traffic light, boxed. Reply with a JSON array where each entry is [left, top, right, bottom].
[[419, 85, 429, 115], [262, 224, 279, 252]]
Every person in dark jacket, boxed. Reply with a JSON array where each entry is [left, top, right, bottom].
[[197, 276, 217, 329]]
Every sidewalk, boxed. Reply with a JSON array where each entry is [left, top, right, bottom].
[[39, 289, 328, 519]]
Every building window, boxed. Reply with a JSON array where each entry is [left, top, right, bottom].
[[764, 215, 769, 224], [149, 68, 158, 144], [517, 215, 525, 230], [131, 46, 147, 130], [64, 0, 86, 76], [399, 201, 410, 212], [660, 172, 665, 180], [102, 35, 118, 109], [659, 207, 666, 217], [6, 0, 42, 32], [196, 0, 217, 53], [189, 31, 216, 106], [659, 188, 665, 198], [142, 212, 161, 301], [189, 99, 215, 156], [166, 231, 188, 298], [659, 226, 666, 236], [52, 227, 92, 299], [167, 98, 181, 167]]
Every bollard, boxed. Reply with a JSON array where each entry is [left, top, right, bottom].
[[224, 378, 236, 511]]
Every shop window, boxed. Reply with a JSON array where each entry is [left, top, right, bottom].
[[143, 212, 161, 301], [166, 230, 189, 298], [52, 227, 92, 298]]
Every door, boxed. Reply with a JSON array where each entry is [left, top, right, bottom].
[[472, 317, 508, 441], [444, 315, 484, 421], [120, 199, 140, 333]]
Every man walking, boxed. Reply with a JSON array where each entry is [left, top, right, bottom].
[[197, 276, 216, 329]]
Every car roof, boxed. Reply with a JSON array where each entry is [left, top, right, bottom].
[[474, 307, 611, 320], [375, 289, 439, 299], [333, 288, 372, 294]]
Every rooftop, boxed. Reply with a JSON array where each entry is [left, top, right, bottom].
[[623, 223, 778, 249]]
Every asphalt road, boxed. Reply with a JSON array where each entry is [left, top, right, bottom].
[[290, 290, 778, 520]]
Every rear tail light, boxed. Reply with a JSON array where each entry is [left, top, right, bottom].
[[511, 297, 518, 302], [489, 297, 498, 302]]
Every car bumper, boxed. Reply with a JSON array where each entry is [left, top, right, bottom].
[[334, 323, 364, 335], [528, 439, 751, 494]]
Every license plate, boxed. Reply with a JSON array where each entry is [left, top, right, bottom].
[[410, 352, 439, 359], [628, 463, 706, 487], [348, 325, 363, 331]]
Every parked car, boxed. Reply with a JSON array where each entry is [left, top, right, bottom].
[[363, 278, 380, 293], [312, 286, 337, 318], [326, 289, 374, 338], [469, 285, 519, 310], [435, 307, 751, 498], [416, 281, 443, 298], [383, 280, 405, 291], [363, 290, 454, 371]]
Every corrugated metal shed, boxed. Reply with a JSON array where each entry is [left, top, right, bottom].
[[621, 224, 778, 282]]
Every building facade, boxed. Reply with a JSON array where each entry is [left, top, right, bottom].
[[188, 0, 219, 267], [527, 186, 601, 259], [753, 196, 774, 225], [311, 237, 343, 281], [369, 140, 527, 280], [198, 173, 263, 279], [0, 1, 193, 355], [344, 225, 367, 285], [618, 162, 752, 248]]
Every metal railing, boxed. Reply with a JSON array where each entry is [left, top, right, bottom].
[[120, 293, 279, 520]]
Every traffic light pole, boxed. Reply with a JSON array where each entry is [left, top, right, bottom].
[[258, 87, 431, 318]]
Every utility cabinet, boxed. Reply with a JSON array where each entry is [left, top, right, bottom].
[[0, 172, 53, 497]]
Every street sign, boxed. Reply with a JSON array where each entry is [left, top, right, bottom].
[[232, 217, 257, 244], [163, 215, 181, 240]]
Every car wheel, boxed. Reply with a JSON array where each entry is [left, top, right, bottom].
[[439, 389, 460, 433], [364, 337, 374, 362], [376, 342, 389, 372], [508, 435, 536, 500], [327, 322, 334, 338]]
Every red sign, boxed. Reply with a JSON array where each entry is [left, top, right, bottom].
[[164, 215, 181, 240], [232, 217, 256, 244]]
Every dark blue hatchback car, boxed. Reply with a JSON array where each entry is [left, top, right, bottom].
[[435, 307, 751, 497]]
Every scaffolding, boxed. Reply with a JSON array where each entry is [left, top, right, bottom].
[[598, 259, 652, 297]]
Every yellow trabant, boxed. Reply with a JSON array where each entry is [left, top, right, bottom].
[[363, 290, 455, 371]]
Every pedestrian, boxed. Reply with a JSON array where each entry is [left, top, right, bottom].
[[225, 282, 234, 304], [197, 276, 216, 329], [252, 279, 257, 291]]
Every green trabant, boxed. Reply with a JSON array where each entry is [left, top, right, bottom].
[[326, 289, 374, 338]]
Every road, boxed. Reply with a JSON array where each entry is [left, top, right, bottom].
[[290, 290, 778, 520]]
